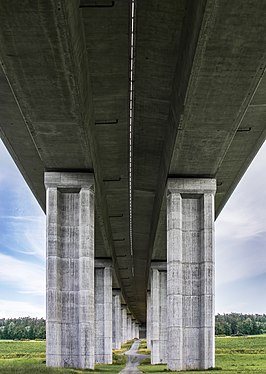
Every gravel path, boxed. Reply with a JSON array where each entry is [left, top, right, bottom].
[[119, 340, 148, 374]]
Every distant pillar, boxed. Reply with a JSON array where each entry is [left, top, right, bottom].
[[112, 289, 121, 349], [150, 263, 167, 364], [121, 305, 128, 343], [146, 290, 151, 349], [95, 259, 112, 364], [127, 314, 132, 341], [136, 323, 140, 339], [132, 320, 136, 338], [45, 172, 95, 369], [167, 178, 216, 371]]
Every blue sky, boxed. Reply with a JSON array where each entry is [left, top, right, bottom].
[[0, 140, 45, 318], [0, 138, 266, 318]]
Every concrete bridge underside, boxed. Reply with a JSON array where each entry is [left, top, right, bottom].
[[1, 0, 266, 371]]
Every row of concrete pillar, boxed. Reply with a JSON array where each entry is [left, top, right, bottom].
[[45, 172, 140, 369], [45, 172, 216, 371], [48, 257, 139, 367], [113, 290, 140, 352]]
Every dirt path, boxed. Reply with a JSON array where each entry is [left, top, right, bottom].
[[119, 340, 148, 374]]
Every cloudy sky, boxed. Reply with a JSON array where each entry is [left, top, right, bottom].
[[0, 140, 45, 318], [0, 138, 266, 318]]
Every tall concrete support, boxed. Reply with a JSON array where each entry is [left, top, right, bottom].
[[127, 314, 132, 341], [136, 323, 140, 339], [112, 289, 121, 349], [167, 178, 216, 371], [150, 264, 167, 364], [95, 260, 112, 364], [133, 321, 136, 338], [45, 172, 95, 369], [146, 290, 151, 349], [132, 320, 136, 338], [121, 305, 128, 343]]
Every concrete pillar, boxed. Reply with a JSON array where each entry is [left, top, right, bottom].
[[167, 178, 216, 371], [121, 305, 128, 343], [112, 289, 121, 349], [127, 314, 132, 341], [132, 320, 136, 338], [150, 263, 167, 364], [45, 172, 95, 369], [95, 259, 112, 364], [159, 271, 167, 363], [136, 323, 140, 339], [146, 290, 151, 349], [131, 321, 134, 339]]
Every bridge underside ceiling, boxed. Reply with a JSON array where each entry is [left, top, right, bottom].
[[0, 0, 266, 322]]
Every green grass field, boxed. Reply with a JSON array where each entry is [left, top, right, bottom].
[[1, 336, 266, 373], [139, 335, 266, 373], [0, 340, 126, 373]]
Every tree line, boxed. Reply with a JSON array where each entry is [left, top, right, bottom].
[[0, 317, 45, 340], [215, 313, 266, 336], [1, 314, 266, 340]]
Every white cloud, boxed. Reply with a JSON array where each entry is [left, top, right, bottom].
[[0, 141, 46, 319], [215, 242, 266, 286], [216, 208, 266, 241], [215, 141, 266, 312], [0, 300, 45, 319], [0, 253, 45, 296], [3, 215, 46, 260]]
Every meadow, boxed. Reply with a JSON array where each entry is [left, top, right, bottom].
[[139, 335, 266, 373], [0, 340, 126, 373], [0, 335, 266, 373]]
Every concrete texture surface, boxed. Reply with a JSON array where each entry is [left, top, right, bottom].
[[112, 290, 122, 350], [150, 266, 167, 364], [121, 306, 128, 344], [95, 261, 113, 364], [45, 172, 95, 369], [127, 314, 133, 341], [146, 291, 151, 350], [167, 178, 216, 371], [150, 268, 160, 364]]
